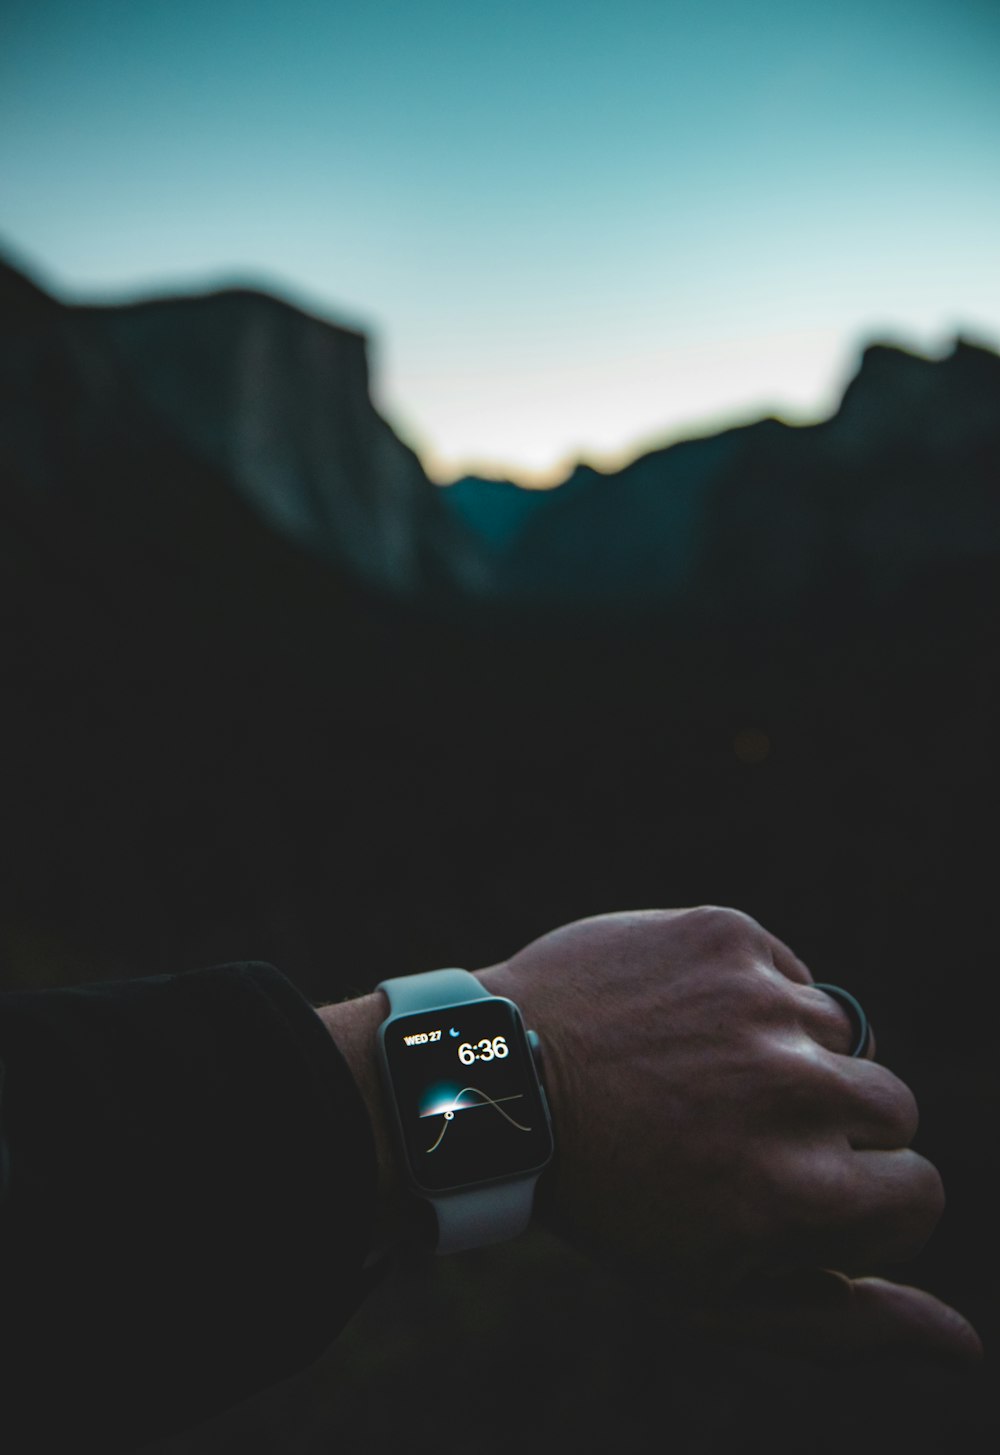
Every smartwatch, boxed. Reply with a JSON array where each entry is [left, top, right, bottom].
[[375, 968, 554, 1254]]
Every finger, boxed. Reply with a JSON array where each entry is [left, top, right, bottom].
[[775, 1051, 920, 1151], [692, 1270, 983, 1365], [788, 1146, 945, 1271], [754, 1030, 913, 1150], [821, 1056, 920, 1150]]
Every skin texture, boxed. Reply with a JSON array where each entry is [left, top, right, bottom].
[[322, 906, 982, 1364]]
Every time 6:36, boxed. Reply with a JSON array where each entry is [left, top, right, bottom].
[[458, 1036, 509, 1065]]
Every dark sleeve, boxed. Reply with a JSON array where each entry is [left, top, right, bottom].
[[0, 962, 379, 1453]]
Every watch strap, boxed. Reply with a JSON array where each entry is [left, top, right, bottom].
[[377, 967, 490, 1014], [429, 1177, 539, 1254]]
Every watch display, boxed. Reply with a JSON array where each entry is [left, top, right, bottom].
[[379, 998, 553, 1194]]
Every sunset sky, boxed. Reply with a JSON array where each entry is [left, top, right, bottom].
[[2, 0, 998, 484]]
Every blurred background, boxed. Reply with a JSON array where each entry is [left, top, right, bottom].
[[2, 1, 999, 1450]]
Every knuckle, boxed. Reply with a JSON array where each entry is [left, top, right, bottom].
[[763, 1144, 845, 1251], [722, 962, 795, 1028], [891, 1080, 921, 1144], [686, 904, 762, 953], [854, 1063, 921, 1144]]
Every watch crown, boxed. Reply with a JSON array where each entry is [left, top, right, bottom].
[[527, 1028, 545, 1079]]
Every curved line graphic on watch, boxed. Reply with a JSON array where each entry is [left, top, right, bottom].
[[422, 1088, 532, 1153]]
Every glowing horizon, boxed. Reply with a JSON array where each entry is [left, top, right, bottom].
[[4, 243, 994, 492], [399, 323, 990, 488]]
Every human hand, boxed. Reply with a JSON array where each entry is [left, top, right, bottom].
[[478, 907, 981, 1363]]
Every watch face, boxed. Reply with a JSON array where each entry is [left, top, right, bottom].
[[379, 998, 553, 1194]]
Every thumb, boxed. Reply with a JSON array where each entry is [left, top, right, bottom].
[[692, 1270, 984, 1366]]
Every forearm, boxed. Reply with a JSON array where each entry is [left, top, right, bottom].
[[0, 964, 378, 1452]]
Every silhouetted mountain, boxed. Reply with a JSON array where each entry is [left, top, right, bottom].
[[5, 256, 998, 619], [442, 339, 1000, 611], [76, 284, 455, 596]]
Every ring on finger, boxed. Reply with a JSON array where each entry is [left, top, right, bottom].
[[812, 983, 873, 1059]]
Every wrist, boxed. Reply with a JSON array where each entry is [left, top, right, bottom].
[[316, 991, 406, 1253]]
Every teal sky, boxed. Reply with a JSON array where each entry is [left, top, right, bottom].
[[2, 0, 998, 483]]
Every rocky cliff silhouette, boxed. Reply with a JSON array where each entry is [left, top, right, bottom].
[[4, 255, 998, 616], [0, 255, 463, 599], [447, 338, 1000, 612]]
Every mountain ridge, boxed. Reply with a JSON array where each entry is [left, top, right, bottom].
[[3, 254, 999, 614]]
